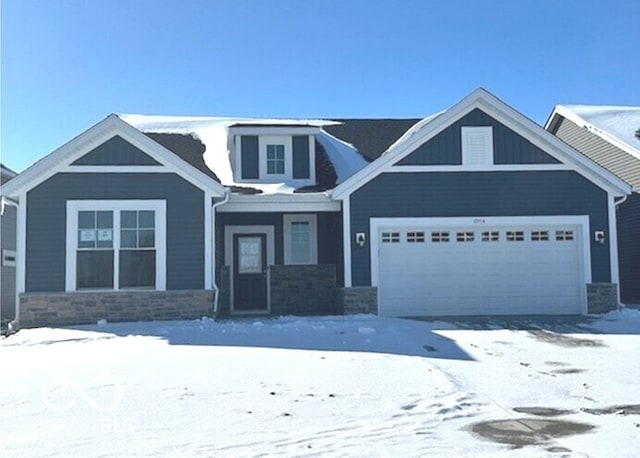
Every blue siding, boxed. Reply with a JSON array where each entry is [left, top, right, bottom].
[[72, 136, 160, 166], [26, 173, 205, 292], [617, 193, 640, 303], [350, 171, 610, 286], [216, 211, 343, 285], [293, 135, 310, 179], [396, 109, 559, 165], [241, 136, 259, 179]]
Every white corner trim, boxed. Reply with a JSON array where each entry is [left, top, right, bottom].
[[15, 192, 27, 323], [607, 193, 620, 289], [283, 214, 318, 265], [342, 197, 352, 287], [204, 193, 213, 290], [65, 200, 167, 292]]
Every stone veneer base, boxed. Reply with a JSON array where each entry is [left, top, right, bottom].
[[586, 283, 618, 314], [19, 290, 214, 328]]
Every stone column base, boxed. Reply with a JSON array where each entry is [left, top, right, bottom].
[[587, 283, 618, 314], [337, 287, 378, 315]]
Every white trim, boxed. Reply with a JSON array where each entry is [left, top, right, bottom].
[[260, 136, 290, 180], [230, 126, 321, 136], [369, 215, 591, 315], [15, 192, 26, 323], [65, 200, 167, 292], [461, 126, 493, 167], [283, 214, 318, 265], [204, 193, 213, 289], [333, 88, 631, 200], [388, 164, 572, 173], [343, 197, 352, 287], [63, 165, 167, 173], [607, 193, 620, 302], [1, 115, 225, 198], [224, 225, 275, 313], [218, 194, 340, 213]]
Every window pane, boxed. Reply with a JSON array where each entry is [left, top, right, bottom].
[[121, 211, 137, 228], [139, 211, 154, 229], [96, 211, 113, 229], [121, 229, 137, 248], [119, 250, 155, 288], [78, 229, 97, 248], [138, 230, 155, 248], [78, 211, 95, 229], [290, 222, 311, 263], [77, 250, 114, 289]]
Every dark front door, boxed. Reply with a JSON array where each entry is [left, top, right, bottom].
[[233, 234, 268, 311]]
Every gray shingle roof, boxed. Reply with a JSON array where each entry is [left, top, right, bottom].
[[323, 119, 421, 161]]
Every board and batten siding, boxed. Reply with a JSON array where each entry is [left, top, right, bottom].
[[292, 135, 311, 179], [216, 211, 343, 285], [550, 117, 640, 189], [617, 193, 640, 304], [26, 173, 205, 292], [71, 135, 161, 166], [396, 109, 560, 166], [240, 136, 259, 179], [349, 171, 610, 286]]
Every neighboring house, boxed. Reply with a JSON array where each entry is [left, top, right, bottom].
[[1, 164, 18, 326], [0, 89, 631, 328], [546, 105, 640, 305]]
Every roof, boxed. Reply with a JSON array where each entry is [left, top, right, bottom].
[[323, 119, 421, 161], [559, 105, 640, 154], [1, 164, 17, 179], [545, 105, 640, 190]]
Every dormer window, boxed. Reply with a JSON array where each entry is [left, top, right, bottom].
[[266, 144, 285, 175], [234, 128, 317, 184]]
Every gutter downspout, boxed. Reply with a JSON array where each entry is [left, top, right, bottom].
[[614, 195, 629, 309], [1, 196, 19, 333], [211, 189, 230, 316]]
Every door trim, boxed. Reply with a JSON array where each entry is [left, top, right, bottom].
[[370, 215, 591, 315], [224, 225, 275, 314]]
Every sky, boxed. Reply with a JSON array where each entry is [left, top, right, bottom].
[[1, 0, 638, 172]]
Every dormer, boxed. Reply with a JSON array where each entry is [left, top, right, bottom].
[[230, 126, 319, 186]]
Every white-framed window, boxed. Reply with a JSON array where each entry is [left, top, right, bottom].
[[266, 144, 285, 175], [556, 230, 574, 241], [431, 231, 450, 242], [531, 230, 550, 241], [66, 200, 166, 292], [461, 126, 493, 167], [506, 231, 525, 242], [456, 231, 475, 242], [283, 214, 317, 265], [381, 232, 400, 243], [481, 231, 499, 242]]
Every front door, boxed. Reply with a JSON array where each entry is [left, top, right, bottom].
[[233, 234, 268, 311]]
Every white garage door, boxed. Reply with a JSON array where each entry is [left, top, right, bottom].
[[376, 220, 585, 316]]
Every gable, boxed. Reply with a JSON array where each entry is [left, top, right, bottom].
[[71, 135, 161, 166], [396, 109, 559, 166]]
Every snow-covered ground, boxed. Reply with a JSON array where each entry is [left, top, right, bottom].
[[2, 310, 639, 457]]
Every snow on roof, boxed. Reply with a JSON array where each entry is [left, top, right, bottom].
[[119, 114, 367, 194], [560, 105, 640, 154], [382, 111, 445, 156]]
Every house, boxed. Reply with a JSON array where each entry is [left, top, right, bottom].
[[1, 164, 18, 325], [546, 105, 640, 305], [0, 89, 631, 328]]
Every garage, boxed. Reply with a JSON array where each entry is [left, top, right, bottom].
[[372, 217, 589, 317]]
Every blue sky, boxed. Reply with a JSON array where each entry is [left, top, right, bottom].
[[2, 0, 638, 172]]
